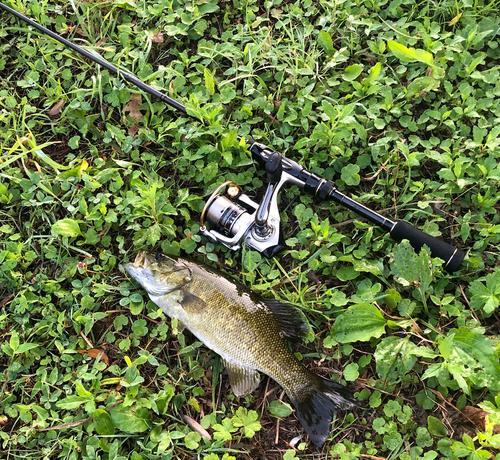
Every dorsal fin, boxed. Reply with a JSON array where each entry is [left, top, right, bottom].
[[261, 299, 309, 339]]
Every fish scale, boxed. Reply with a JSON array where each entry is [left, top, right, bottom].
[[168, 262, 305, 388], [125, 251, 359, 447]]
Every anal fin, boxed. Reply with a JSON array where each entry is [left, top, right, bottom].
[[171, 318, 187, 334], [223, 360, 261, 397]]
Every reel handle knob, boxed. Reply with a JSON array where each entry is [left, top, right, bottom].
[[266, 151, 283, 184], [254, 152, 283, 238]]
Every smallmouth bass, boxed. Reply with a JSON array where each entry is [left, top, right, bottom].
[[125, 251, 358, 447]]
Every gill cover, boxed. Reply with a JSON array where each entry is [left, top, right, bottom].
[[125, 251, 191, 296]]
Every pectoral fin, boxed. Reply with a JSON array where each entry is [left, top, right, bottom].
[[223, 360, 261, 397], [180, 290, 207, 314]]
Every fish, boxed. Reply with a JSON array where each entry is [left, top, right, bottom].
[[124, 251, 358, 447]]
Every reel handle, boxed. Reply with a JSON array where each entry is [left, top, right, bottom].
[[266, 151, 283, 184], [255, 152, 283, 236], [390, 221, 465, 272]]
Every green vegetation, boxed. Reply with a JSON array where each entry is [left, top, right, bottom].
[[1, 0, 500, 458]]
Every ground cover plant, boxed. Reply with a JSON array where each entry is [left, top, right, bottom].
[[1, 0, 500, 458]]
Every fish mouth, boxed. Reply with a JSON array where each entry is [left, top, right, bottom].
[[124, 253, 149, 285], [131, 250, 156, 268], [125, 251, 192, 296], [130, 251, 181, 270]]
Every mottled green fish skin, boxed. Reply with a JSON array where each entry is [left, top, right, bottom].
[[166, 260, 312, 400], [125, 251, 358, 447]]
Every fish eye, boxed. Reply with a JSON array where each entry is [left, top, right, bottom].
[[156, 254, 164, 262]]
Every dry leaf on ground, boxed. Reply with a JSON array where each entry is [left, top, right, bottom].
[[77, 348, 110, 366], [47, 100, 64, 117], [182, 414, 212, 440], [123, 93, 143, 135], [151, 30, 164, 42]]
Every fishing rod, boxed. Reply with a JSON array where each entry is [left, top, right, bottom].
[[0, 1, 466, 272]]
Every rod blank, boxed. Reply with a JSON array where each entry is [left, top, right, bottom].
[[0, 1, 187, 114]]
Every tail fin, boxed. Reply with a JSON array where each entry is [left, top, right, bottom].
[[289, 376, 358, 447]]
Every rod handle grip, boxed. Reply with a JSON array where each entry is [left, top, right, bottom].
[[390, 221, 465, 273]]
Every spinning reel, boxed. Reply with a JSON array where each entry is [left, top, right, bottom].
[[200, 139, 466, 272], [200, 150, 302, 257]]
